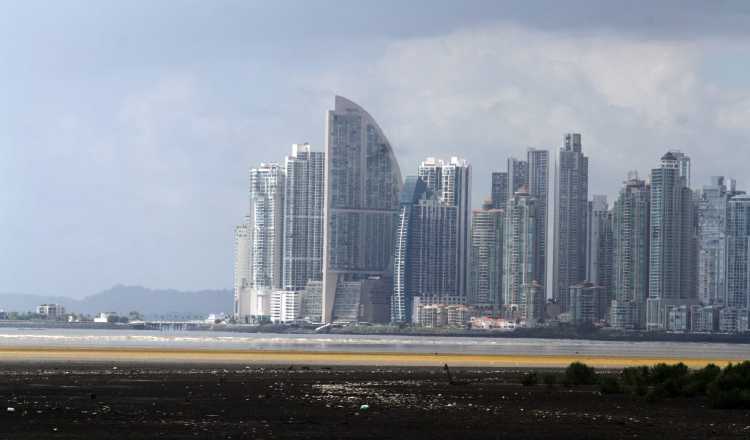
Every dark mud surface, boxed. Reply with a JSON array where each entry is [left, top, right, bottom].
[[1, 362, 749, 439]]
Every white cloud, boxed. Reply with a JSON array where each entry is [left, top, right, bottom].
[[716, 96, 750, 132], [315, 24, 750, 202]]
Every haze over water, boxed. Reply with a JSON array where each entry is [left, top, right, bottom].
[[1, 329, 748, 360]]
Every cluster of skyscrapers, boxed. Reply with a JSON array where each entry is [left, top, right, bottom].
[[233, 95, 750, 333]]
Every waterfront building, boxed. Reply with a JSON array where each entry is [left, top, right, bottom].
[[586, 195, 613, 311], [469, 200, 504, 308], [414, 303, 472, 328], [416, 304, 445, 328], [36, 304, 65, 320], [270, 290, 301, 323], [418, 157, 472, 298], [245, 162, 285, 321], [233, 221, 252, 320], [527, 148, 549, 291], [647, 152, 698, 330], [610, 174, 650, 329], [358, 276, 392, 323], [392, 177, 428, 323], [321, 96, 402, 323], [491, 172, 508, 210], [392, 176, 459, 322], [551, 133, 589, 312], [524, 281, 545, 324], [411, 295, 467, 324], [690, 305, 720, 333], [250, 163, 285, 290], [441, 157, 472, 299], [470, 316, 518, 330], [569, 282, 607, 324], [739, 310, 750, 333], [300, 281, 323, 323], [502, 187, 537, 319], [610, 301, 640, 331], [666, 304, 691, 332], [697, 177, 738, 305], [282, 143, 325, 292], [726, 194, 750, 310]]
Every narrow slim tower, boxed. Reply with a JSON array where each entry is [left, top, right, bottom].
[[726, 194, 750, 310], [282, 143, 325, 292], [697, 176, 735, 306], [469, 199, 505, 309], [233, 220, 251, 320], [646, 151, 698, 329], [551, 133, 589, 313], [586, 195, 613, 294], [527, 148, 549, 290], [441, 157, 472, 299], [611, 174, 650, 329], [503, 186, 536, 319], [248, 163, 285, 320]]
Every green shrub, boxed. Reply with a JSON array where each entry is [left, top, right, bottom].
[[652, 363, 689, 398], [707, 361, 750, 409], [543, 373, 558, 387], [685, 364, 721, 396], [598, 376, 623, 394], [520, 372, 538, 387], [564, 362, 598, 386], [621, 366, 650, 396], [650, 363, 689, 393], [623, 363, 693, 399], [645, 384, 669, 403]]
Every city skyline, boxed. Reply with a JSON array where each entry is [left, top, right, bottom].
[[4, 1, 750, 299], [231, 95, 750, 330]]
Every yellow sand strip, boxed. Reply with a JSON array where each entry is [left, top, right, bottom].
[[0, 347, 744, 368]]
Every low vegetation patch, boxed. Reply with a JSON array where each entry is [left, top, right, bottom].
[[564, 362, 598, 385], [542, 373, 558, 387], [562, 361, 750, 408], [520, 372, 538, 387], [707, 361, 750, 409], [598, 375, 623, 394]]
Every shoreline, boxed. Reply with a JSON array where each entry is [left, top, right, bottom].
[[3, 320, 750, 344], [0, 346, 744, 368]]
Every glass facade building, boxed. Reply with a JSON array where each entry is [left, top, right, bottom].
[[322, 96, 403, 323]]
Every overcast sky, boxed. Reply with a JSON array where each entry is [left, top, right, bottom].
[[2, 1, 750, 298]]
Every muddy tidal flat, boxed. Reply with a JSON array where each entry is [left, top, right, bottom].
[[1, 362, 750, 439]]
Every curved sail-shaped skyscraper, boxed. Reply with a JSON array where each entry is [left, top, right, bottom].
[[322, 96, 403, 323]]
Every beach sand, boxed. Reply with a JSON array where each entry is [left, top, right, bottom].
[[0, 346, 743, 368]]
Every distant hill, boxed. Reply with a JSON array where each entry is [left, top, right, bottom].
[[0, 285, 233, 319]]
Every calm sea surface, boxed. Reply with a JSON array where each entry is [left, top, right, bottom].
[[0, 328, 749, 360]]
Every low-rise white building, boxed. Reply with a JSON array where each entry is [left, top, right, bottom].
[[414, 303, 472, 328], [93, 312, 114, 323], [469, 316, 517, 330], [37, 304, 65, 320], [271, 290, 301, 323]]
